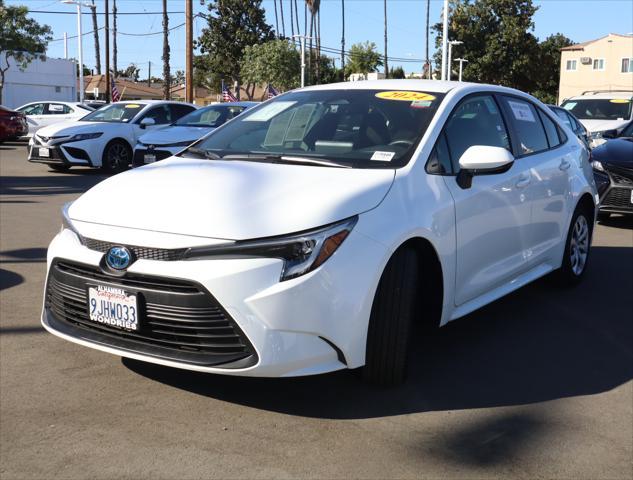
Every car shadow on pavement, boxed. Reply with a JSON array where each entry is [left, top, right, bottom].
[[0, 268, 24, 291], [598, 215, 633, 230], [0, 173, 107, 197], [124, 245, 633, 419], [0, 247, 47, 263]]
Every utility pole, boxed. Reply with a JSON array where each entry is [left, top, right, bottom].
[[383, 0, 388, 78], [293, 34, 313, 88], [62, 0, 85, 102], [148, 61, 151, 87], [105, 0, 110, 102], [455, 58, 468, 82], [185, 0, 193, 103], [447, 40, 462, 81], [341, 0, 345, 81], [425, 0, 430, 79], [112, 0, 117, 78], [440, 0, 448, 80], [162, 0, 170, 100], [63, 32, 68, 59], [88, 0, 101, 74]]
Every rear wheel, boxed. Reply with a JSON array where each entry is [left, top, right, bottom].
[[363, 248, 418, 386], [102, 140, 131, 172], [555, 206, 593, 286]]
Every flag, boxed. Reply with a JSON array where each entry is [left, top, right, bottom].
[[267, 84, 279, 99], [111, 75, 121, 102], [222, 85, 238, 102]]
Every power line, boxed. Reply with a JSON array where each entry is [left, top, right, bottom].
[[28, 9, 185, 15]]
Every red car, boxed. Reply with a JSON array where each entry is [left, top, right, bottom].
[[0, 105, 28, 143]]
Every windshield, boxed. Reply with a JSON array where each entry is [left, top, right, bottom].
[[80, 103, 145, 123], [176, 105, 247, 127], [190, 89, 445, 168], [561, 98, 632, 121]]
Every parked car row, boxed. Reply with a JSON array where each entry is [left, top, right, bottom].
[[0, 106, 28, 143]]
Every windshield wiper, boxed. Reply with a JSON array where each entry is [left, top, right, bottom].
[[222, 154, 351, 168], [183, 147, 221, 159]]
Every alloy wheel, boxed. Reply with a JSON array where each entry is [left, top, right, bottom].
[[569, 214, 589, 276], [108, 143, 129, 170]]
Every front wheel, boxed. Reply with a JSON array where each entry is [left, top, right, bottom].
[[102, 140, 131, 172], [555, 206, 593, 286], [363, 248, 419, 386]]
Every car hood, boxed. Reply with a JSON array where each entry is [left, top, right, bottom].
[[36, 120, 116, 137], [138, 125, 213, 146], [592, 138, 633, 169], [69, 157, 395, 240], [579, 118, 631, 133]]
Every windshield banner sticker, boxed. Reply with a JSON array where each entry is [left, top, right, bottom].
[[243, 101, 297, 121], [371, 151, 395, 162], [376, 91, 436, 102], [125, 104, 140, 108], [508, 101, 535, 122], [610, 99, 631, 103]]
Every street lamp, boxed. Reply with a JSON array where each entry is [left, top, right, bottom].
[[292, 35, 314, 88], [455, 58, 468, 82], [61, 0, 92, 103], [447, 40, 463, 81]]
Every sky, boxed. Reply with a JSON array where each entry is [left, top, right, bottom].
[[7, 0, 633, 79]]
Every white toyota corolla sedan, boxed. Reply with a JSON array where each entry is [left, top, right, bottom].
[[42, 80, 598, 385], [15, 101, 94, 138], [28, 100, 196, 171]]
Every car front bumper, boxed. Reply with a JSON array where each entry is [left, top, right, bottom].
[[133, 146, 181, 166], [594, 168, 633, 215], [28, 136, 95, 166], [42, 225, 386, 377]]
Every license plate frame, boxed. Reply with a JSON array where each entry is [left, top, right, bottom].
[[87, 285, 139, 331], [39, 147, 50, 158], [144, 153, 156, 163]]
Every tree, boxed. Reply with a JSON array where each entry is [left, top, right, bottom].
[[172, 70, 185, 85], [112, 0, 118, 77], [162, 0, 170, 99], [0, 2, 52, 104], [532, 33, 574, 104], [196, 0, 274, 99], [432, 0, 540, 92], [241, 39, 300, 97], [88, 1, 101, 75], [117, 63, 140, 81], [389, 66, 406, 79], [345, 41, 383, 77]]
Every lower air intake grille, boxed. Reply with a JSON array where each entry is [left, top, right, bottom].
[[602, 187, 633, 209], [44, 260, 257, 367]]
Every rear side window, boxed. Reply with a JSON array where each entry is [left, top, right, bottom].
[[443, 95, 510, 170], [500, 96, 548, 156], [47, 104, 71, 115], [537, 109, 561, 148], [554, 109, 572, 129], [170, 104, 196, 121]]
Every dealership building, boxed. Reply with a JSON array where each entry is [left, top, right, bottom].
[[558, 33, 633, 103]]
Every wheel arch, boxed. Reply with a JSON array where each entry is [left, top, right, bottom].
[[101, 137, 133, 169]]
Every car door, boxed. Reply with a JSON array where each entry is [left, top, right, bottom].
[[439, 94, 534, 306], [498, 96, 572, 268], [44, 103, 73, 127], [18, 103, 46, 135]]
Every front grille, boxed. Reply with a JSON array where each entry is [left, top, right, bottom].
[[29, 145, 66, 163], [84, 237, 188, 261], [45, 260, 257, 367], [602, 187, 633, 209], [133, 148, 173, 165], [611, 173, 633, 187]]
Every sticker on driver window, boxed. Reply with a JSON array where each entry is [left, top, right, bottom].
[[508, 100, 535, 122], [376, 91, 436, 102], [371, 151, 395, 162], [243, 101, 297, 121], [410, 100, 433, 108], [610, 99, 631, 103]]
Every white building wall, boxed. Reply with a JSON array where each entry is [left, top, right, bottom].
[[1, 56, 77, 109]]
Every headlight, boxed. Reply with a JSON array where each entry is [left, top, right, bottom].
[[61, 202, 85, 244], [591, 160, 605, 172], [68, 132, 103, 142], [185, 216, 358, 281]]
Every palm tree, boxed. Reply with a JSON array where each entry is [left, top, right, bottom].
[[162, 0, 170, 99], [89, 0, 101, 75], [112, 0, 118, 77], [341, 0, 345, 80], [383, 0, 388, 78]]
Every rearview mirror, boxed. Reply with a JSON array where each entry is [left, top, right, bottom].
[[456, 145, 515, 189], [140, 117, 156, 129]]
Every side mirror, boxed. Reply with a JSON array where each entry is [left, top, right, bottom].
[[601, 129, 618, 139], [456, 145, 515, 189], [139, 117, 156, 129]]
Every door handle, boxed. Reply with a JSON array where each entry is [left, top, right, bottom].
[[559, 159, 571, 171], [515, 174, 531, 189]]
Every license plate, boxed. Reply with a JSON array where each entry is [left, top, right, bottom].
[[630, 190, 633, 204], [88, 285, 138, 330], [39, 147, 50, 157], [144, 154, 156, 163]]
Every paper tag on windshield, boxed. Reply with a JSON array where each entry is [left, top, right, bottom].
[[243, 101, 296, 121], [508, 100, 535, 122], [371, 151, 395, 162]]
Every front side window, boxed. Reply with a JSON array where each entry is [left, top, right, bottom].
[[561, 98, 632, 120], [593, 59, 605, 70], [620, 121, 633, 137], [499, 96, 548, 155], [622, 58, 633, 73], [176, 105, 245, 128], [169, 104, 197, 120], [566, 60, 577, 71], [442, 95, 510, 170], [141, 105, 171, 124], [192, 90, 445, 168], [80, 103, 145, 123], [18, 103, 45, 115]]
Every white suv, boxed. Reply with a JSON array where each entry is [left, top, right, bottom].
[[560, 91, 633, 147], [42, 80, 598, 385]]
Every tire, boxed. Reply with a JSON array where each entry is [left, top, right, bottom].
[[49, 164, 70, 172], [102, 140, 131, 172], [597, 211, 610, 222], [555, 205, 593, 286], [363, 248, 419, 386]]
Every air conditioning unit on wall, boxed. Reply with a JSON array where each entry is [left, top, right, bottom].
[[580, 57, 592, 65]]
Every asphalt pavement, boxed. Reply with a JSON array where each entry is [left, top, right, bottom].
[[1, 142, 632, 479]]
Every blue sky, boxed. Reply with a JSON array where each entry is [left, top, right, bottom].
[[8, 0, 633, 78]]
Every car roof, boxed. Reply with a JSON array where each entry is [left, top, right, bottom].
[[566, 92, 633, 100], [111, 100, 196, 106], [201, 101, 258, 108], [298, 79, 485, 94]]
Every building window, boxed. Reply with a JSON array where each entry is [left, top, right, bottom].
[[622, 58, 633, 73], [55, 86, 61, 93], [566, 60, 577, 71], [593, 58, 605, 70]]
